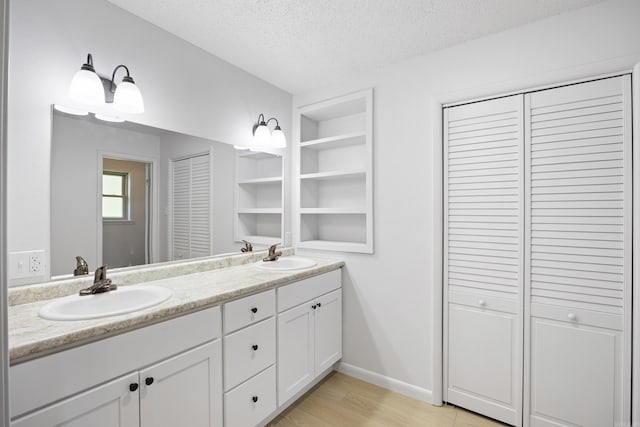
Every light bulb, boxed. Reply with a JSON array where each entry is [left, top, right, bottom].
[[68, 68, 104, 106], [113, 77, 144, 114], [270, 126, 286, 148]]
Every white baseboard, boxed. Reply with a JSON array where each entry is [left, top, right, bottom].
[[337, 362, 434, 404]]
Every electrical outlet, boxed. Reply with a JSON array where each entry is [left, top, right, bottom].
[[29, 254, 42, 273]]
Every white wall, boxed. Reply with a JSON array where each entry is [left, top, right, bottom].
[[7, 0, 292, 285], [294, 0, 640, 400], [50, 113, 161, 277]]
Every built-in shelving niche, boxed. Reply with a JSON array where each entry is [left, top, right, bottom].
[[234, 150, 284, 245], [294, 88, 373, 253]]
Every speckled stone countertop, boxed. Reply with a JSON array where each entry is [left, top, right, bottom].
[[8, 252, 344, 365]]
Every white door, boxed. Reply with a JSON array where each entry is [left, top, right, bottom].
[[524, 75, 632, 427], [277, 302, 314, 406], [315, 289, 342, 373], [12, 373, 139, 427], [139, 341, 222, 427], [171, 153, 211, 260], [444, 94, 524, 426]]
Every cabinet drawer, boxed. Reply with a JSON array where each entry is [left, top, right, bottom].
[[278, 269, 341, 312], [224, 365, 276, 427], [223, 317, 276, 391], [224, 289, 275, 334]]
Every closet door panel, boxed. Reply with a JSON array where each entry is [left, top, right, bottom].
[[444, 94, 523, 426], [525, 75, 631, 427], [529, 316, 620, 427]]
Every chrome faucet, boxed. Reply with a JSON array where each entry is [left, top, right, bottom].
[[263, 244, 282, 262], [79, 265, 118, 296], [73, 256, 89, 276], [241, 240, 253, 253]]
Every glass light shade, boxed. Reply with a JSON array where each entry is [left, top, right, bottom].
[[253, 124, 271, 147], [270, 128, 286, 148], [113, 81, 144, 114], [68, 69, 105, 106]]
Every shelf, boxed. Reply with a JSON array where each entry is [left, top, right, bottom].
[[295, 88, 373, 254], [237, 176, 283, 185], [300, 170, 365, 181], [300, 208, 366, 215], [297, 239, 371, 253], [300, 131, 366, 150], [237, 208, 282, 214]]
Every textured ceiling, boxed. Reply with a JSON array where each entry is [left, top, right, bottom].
[[105, 0, 604, 94]]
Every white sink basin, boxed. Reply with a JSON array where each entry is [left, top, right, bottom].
[[255, 256, 317, 271], [38, 285, 174, 321]]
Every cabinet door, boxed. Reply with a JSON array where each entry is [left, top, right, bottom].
[[12, 372, 139, 427], [277, 302, 314, 406], [315, 289, 342, 373], [447, 301, 520, 425], [140, 340, 222, 427], [530, 315, 622, 427]]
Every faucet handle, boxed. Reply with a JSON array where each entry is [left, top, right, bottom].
[[241, 240, 253, 253], [74, 256, 89, 276]]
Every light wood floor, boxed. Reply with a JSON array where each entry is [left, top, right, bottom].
[[268, 372, 508, 427]]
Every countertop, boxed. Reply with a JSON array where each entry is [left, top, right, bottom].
[[8, 255, 344, 364]]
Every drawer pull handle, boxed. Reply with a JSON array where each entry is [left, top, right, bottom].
[[567, 313, 577, 321], [252, 396, 259, 403], [145, 377, 154, 386], [478, 300, 486, 307], [251, 307, 258, 314], [252, 344, 259, 351], [129, 383, 139, 392]]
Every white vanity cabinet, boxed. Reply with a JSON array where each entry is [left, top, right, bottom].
[[277, 269, 342, 406], [10, 306, 223, 427], [12, 341, 220, 427], [222, 289, 277, 426], [12, 372, 139, 427]]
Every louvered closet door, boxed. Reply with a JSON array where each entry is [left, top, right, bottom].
[[172, 154, 211, 260], [525, 76, 631, 427], [444, 95, 524, 426]]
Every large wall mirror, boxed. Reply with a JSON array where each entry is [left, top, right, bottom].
[[49, 107, 282, 279]]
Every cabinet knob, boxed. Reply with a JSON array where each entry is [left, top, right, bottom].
[[478, 300, 486, 307], [129, 383, 139, 392], [312, 304, 317, 310], [252, 344, 259, 351], [317, 302, 322, 308], [567, 313, 577, 321], [251, 307, 258, 314], [145, 377, 154, 386], [252, 396, 259, 403]]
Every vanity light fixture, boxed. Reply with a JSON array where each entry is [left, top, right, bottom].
[[68, 53, 144, 114], [253, 114, 286, 148]]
